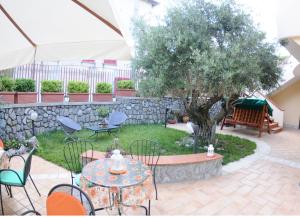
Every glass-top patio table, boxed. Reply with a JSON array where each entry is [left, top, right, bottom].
[[81, 158, 153, 215], [86, 124, 120, 137]]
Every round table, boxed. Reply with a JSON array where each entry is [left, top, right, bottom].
[[82, 158, 151, 188], [81, 158, 152, 215]]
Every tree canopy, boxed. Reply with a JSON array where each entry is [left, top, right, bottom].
[[133, 0, 282, 99], [132, 0, 283, 147]]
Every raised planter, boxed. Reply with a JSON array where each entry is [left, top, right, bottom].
[[41, 93, 64, 103], [0, 92, 15, 104], [116, 89, 136, 97], [93, 93, 113, 102], [68, 93, 89, 102], [81, 151, 223, 184], [15, 92, 37, 104]]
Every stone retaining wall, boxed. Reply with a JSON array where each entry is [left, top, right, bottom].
[[0, 97, 183, 140]]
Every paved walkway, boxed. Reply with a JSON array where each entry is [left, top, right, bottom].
[[2, 124, 300, 215]]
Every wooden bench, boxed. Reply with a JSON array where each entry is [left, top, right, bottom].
[[221, 105, 270, 137]]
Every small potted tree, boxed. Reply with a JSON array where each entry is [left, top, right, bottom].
[[41, 80, 64, 102], [167, 111, 177, 124], [116, 80, 136, 97], [96, 106, 110, 127], [67, 81, 89, 102], [93, 82, 113, 102], [0, 76, 15, 104], [15, 78, 37, 104]]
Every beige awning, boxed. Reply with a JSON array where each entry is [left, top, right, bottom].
[[0, 0, 132, 70]]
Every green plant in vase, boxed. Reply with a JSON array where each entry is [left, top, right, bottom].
[[96, 106, 110, 127]]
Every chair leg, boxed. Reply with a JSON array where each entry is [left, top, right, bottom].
[[23, 186, 35, 211], [153, 174, 158, 200], [148, 200, 151, 216], [0, 184, 4, 215], [29, 175, 41, 196], [5, 185, 12, 197]]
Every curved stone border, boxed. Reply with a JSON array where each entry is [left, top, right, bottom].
[[81, 151, 224, 184], [220, 132, 271, 174]]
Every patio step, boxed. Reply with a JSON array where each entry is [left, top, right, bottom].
[[271, 126, 283, 133], [269, 122, 279, 129]]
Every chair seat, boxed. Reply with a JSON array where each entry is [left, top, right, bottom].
[[0, 170, 24, 186]]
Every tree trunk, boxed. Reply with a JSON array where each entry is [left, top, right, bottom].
[[183, 91, 222, 153]]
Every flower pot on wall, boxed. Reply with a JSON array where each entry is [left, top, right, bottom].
[[41, 93, 64, 103], [0, 92, 15, 104], [93, 93, 113, 102], [68, 93, 89, 102], [15, 92, 37, 104], [167, 119, 177, 124], [116, 89, 136, 97]]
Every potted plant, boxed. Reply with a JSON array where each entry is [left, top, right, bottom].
[[41, 80, 64, 102], [93, 82, 113, 102], [96, 106, 110, 127], [15, 78, 37, 104], [0, 76, 15, 104], [67, 81, 89, 102], [182, 113, 190, 123], [116, 80, 136, 97], [167, 112, 177, 124]]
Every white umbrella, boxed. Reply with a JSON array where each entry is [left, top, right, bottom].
[[0, 0, 133, 70]]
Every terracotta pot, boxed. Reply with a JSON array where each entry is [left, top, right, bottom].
[[41, 93, 64, 103], [167, 119, 177, 124], [0, 92, 15, 104], [116, 89, 136, 97], [183, 115, 189, 123], [93, 93, 113, 102], [15, 92, 37, 104], [68, 93, 89, 102]]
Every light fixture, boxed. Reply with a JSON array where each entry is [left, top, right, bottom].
[[30, 111, 38, 121]]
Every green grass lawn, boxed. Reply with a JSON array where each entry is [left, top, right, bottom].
[[36, 124, 256, 169]]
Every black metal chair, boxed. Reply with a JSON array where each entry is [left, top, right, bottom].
[[0, 148, 41, 215], [22, 184, 95, 216], [57, 116, 82, 142], [106, 111, 128, 127], [63, 140, 94, 186], [128, 139, 161, 215]]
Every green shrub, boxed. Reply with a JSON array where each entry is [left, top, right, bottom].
[[96, 106, 110, 117], [68, 81, 89, 93], [0, 76, 15, 92], [41, 80, 62, 93], [117, 80, 134, 89], [96, 82, 112, 94], [15, 78, 35, 92]]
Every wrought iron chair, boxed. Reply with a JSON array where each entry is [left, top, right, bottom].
[[63, 140, 94, 186], [57, 116, 82, 142], [128, 139, 161, 215], [22, 183, 95, 216], [0, 148, 41, 215]]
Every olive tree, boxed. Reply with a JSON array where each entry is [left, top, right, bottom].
[[132, 0, 282, 150]]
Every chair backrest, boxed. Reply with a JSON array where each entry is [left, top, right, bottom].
[[64, 140, 93, 175], [47, 184, 95, 216], [129, 139, 161, 171], [23, 148, 35, 184], [57, 116, 81, 133], [107, 111, 127, 126], [233, 105, 266, 126]]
